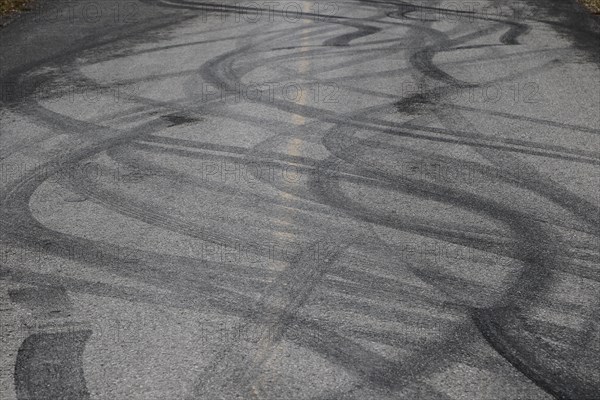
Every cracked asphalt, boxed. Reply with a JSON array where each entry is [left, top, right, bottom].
[[0, 0, 599, 399]]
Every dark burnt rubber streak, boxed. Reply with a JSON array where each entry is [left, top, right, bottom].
[[14, 331, 92, 400], [474, 308, 600, 400], [404, 8, 597, 396], [322, 23, 381, 47], [10, 286, 92, 400]]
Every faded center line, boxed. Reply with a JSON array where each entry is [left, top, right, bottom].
[[251, 3, 313, 398]]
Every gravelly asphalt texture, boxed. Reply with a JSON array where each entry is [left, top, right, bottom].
[[0, 0, 599, 399]]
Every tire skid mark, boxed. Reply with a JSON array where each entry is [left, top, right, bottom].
[[399, 10, 598, 396], [9, 286, 92, 400]]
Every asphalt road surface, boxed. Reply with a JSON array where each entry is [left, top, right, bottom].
[[1, 0, 599, 399]]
